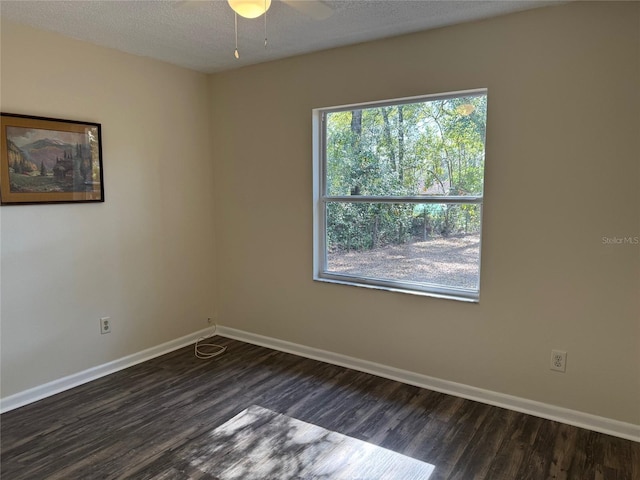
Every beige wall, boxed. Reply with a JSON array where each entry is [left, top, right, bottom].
[[0, 22, 216, 396], [210, 2, 640, 424], [1, 2, 638, 426]]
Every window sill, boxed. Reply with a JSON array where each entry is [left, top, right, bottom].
[[314, 274, 479, 303]]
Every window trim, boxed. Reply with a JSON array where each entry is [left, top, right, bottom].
[[313, 89, 486, 302]]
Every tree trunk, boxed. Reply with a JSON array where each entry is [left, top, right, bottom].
[[372, 215, 379, 249], [350, 110, 362, 152], [381, 107, 396, 172], [350, 109, 363, 192], [398, 105, 405, 183], [423, 211, 429, 240]]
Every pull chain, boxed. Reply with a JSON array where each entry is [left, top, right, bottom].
[[234, 12, 239, 59], [264, 0, 268, 48], [232, 2, 268, 57]]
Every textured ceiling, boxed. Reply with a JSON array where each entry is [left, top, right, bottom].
[[0, 0, 560, 73]]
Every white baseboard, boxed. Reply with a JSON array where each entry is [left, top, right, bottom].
[[0, 328, 211, 414], [216, 326, 640, 442], [3, 325, 638, 442]]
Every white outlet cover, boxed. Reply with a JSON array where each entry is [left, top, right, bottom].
[[550, 350, 567, 372], [100, 316, 111, 334]]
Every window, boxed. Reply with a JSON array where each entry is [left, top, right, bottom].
[[313, 89, 487, 301]]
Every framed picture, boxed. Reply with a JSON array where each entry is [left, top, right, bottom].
[[0, 113, 104, 205]]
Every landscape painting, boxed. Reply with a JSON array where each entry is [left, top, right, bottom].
[[1, 113, 103, 205]]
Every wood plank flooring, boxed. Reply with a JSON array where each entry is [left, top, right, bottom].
[[1, 337, 638, 479]]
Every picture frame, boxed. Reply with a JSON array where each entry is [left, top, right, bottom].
[[0, 113, 104, 205]]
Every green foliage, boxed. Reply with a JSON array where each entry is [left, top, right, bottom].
[[12, 158, 37, 174], [325, 94, 486, 252]]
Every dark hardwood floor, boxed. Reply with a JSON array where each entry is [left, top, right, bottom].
[[1, 337, 638, 479]]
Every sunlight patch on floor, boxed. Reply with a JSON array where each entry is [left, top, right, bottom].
[[189, 405, 436, 479]]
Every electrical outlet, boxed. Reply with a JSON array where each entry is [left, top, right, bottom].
[[100, 317, 111, 334], [550, 350, 567, 372]]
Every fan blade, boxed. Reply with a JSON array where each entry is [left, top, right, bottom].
[[281, 0, 333, 20], [173, 0, 209, 9]]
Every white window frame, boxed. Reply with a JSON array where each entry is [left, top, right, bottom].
[[312, 89, 487, 302]]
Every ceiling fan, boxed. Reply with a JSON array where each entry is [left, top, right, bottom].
[[176, 0, 333, 21], [278, 0, 334, 20], [177, 0, 333, 58], [176, 0, 333, 59]]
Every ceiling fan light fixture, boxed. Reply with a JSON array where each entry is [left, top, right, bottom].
[[228, 0, 271, 19]]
